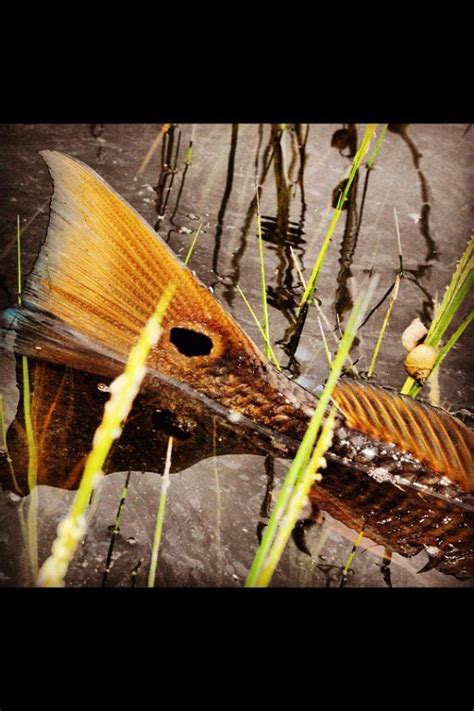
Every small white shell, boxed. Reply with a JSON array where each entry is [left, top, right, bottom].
[[402, 318, 428, 352], [404, 343, 437, 381]]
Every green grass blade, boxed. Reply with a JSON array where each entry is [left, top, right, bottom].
[[404, 309, 474, 399], [147, 436, 173, 588], [401, 236, 473, 397], [367, 124, 388, 170], [16, 217, 37, 490], [256, 406, 338, 587], [37, 285, 176, 587], [317, 316, 333, 368], [368, 274, 401, 377], [433, 309, 474, 370], [255, 184, 272, 360], [22, 356, 37, 493], [236, 285, 281, 369], [427, 237, 473, 346], [184, 223, 202, 266], [290, 246, 358, 376], [340, 527, 365, 587], [185, 140, 193, 164], [299, 124, 378, 311], [17, 213, 39, 578], [245, 277, 378, 587]]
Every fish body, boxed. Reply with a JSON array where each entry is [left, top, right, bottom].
[[1, 151, 472, 579]]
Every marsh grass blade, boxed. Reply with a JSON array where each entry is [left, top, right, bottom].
[[236, 285, 281, 369], [299, 124, 378, 311], [184, 224, 202, 266], [401, 236, 473, 398], [256, 183, 272, 360], [246, 277, 378, 587], [147, 436, 173, 588], [17, 213, 39, 579], [37, 285, 176, 587]]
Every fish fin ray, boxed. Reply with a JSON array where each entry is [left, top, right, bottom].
[[333, 379, 474, 492], [21, 151, 258, 364]]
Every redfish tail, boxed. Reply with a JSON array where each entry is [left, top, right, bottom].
[[333, 379, 474, 494], [2, 151, 258, 373]]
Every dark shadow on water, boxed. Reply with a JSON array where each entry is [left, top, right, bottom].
[[294, 123, 310, 239], [246, 125, 310, 376], [170, 139, 194, 225], [260, 453, 275, 519], [223, 126, 276, 308], [264, 125, 307, 335], [388, 123, 438, 323], [102, 469, 132, 587], [332, 124, 360, 322], [90, 124, 105, 162], [212, 124, 239, 276], [154, 124, 181, 228]]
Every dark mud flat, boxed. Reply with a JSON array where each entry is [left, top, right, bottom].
[[0, 123, 472, 587]]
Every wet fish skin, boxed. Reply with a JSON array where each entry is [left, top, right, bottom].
[[319, 424, 474, 580], [3, 352, 471, 579]]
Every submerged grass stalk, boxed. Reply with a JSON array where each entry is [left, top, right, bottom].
[[37, 285, 176, 587], [26, 481, 39, 582], [17, 213, 39, 578], [184, 223, 202, 266], [22, 356, 37, 493], [17, 213, 36, 489], [368, 273, 401, 377], [147, 436, 173, 588], [102, 470, 131, 587], [246, 278, 378, 587]]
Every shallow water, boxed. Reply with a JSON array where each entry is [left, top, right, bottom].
[[0, 123, 472, 587]]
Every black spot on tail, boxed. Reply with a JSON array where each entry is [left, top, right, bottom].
[[152, 409, 192, 441], [170, 327, 213, 356]]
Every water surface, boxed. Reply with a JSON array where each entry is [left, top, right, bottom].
[[0, 123, 472, 587]]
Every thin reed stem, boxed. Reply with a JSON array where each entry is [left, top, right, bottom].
[[37, 285, 176, 587], [147, 436, 173, 588]]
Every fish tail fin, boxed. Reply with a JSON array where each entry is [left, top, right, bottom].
[[333, 380, 474, 493], [19, 150, 177, 358], [4, 151, 257, 372]]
